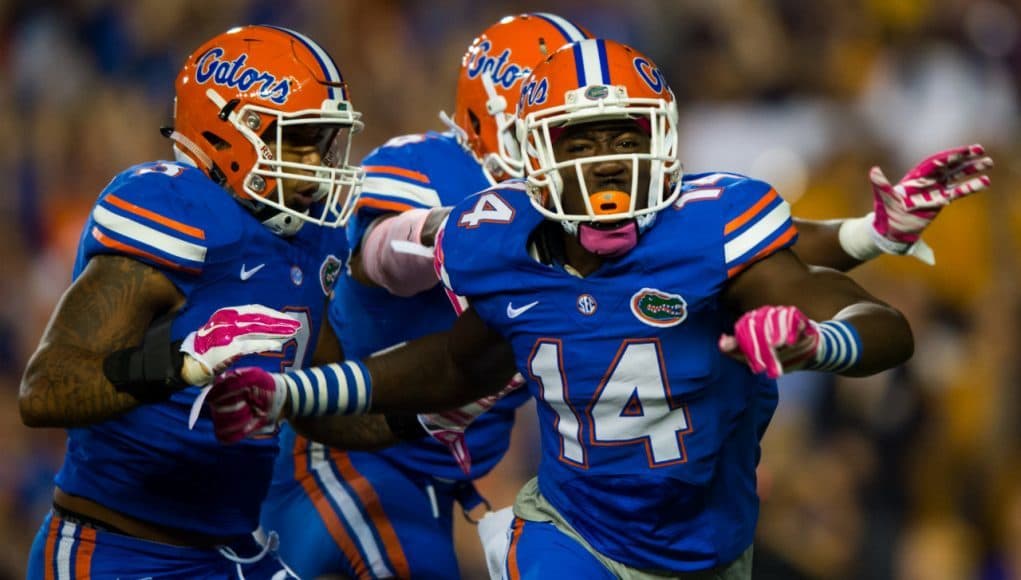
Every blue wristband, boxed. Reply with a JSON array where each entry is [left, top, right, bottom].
[[279, 360, 373, 417], [809, 320, 862, 373]]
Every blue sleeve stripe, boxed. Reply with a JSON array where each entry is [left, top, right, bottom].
[[93, 204, 206, 263], [357, 192, 431, 210], [295, 371, 314, 416], [360, 177, 441, 208], [724, 224, 797, 278], [102, 193, 206, 241], [321, 365, 338, 414], [811, 321, 862, 372], [363, 169, 430, 186], [90, 225, 203, 274], [283, 361, 372, 417], [724, 200, 794, 265], [722, 195, 784, 239], [312, 367, 331, 416]]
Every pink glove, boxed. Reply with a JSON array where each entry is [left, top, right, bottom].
[[719, 306, 820, 379], [180, 305, 302, 384], [418, 376, 524, 474], [205, 367, 287, 443], [870, 144, 992, 261]]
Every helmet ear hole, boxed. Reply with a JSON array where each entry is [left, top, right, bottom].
[[230, 162, 239, 172], [202, 131, 231, 151], [467, 110, 482, 137]]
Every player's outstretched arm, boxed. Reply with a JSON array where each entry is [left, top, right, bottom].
[[205, 306, 517, 443], [19, 256, 184, 427], [290, 380, 523, 454], [348, 207, 452, 296], [720, 249, 913, 378], [791, 144, 991, 270]]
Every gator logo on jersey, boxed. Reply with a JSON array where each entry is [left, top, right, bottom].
[[630, 288, 687, 327], [319, 254, 342, 296], [195, 48, 291, 104]]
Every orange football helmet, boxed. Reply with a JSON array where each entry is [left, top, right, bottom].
[[444, 13, 591, 184], [170, 25, 363, 234], [516, 38, 682, 225]]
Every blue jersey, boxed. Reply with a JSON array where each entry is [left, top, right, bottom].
[[327, 131, 528, 481], [438, 174, 796, 571], [55, 161, 347, 537]]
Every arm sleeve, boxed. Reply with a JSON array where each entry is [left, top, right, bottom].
[[348, 142, 443, 248], [721, 179, 799, 279], [82, 171, 209, 293]]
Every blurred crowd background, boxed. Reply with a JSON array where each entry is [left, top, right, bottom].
[[1, 0, 1020, 578]]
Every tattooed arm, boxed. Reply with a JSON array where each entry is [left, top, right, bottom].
[[19, 255, 184, 427]]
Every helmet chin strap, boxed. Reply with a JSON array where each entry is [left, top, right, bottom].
[[167, 130, 214, 170]]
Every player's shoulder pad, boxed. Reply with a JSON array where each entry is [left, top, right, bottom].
[[84, 161, 242, 275], [687, 172, 797, 278], [358, 132, 461, 213], [437, 180, 541, 298]]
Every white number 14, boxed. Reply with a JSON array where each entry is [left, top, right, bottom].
[[528, 339, 693, 468]]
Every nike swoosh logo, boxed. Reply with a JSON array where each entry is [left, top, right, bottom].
[[240, 263, 266, 281], [506, 300, 539, 319]]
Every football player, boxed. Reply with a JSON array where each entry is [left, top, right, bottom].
[[202, 38, 988, 578], [259, 14, 588, 579], [18, 25, 362, 578], [254, 13, 991, 580]]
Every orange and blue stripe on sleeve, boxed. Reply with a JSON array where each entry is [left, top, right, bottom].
[[356, 165, 441, 214], [723, 188, 798, 278], [89, 193, 206, 274]]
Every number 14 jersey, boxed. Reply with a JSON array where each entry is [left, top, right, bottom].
[[438, 174, 797, 572]]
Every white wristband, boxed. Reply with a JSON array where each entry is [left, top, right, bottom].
[[837, 214, 883, 262], [838, 213, 936, 265]]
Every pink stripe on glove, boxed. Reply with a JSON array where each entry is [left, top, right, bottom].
[[719, 305, 820, 379]]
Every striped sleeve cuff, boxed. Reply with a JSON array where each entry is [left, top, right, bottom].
[[724, 189, 797, 278], [91, 194, 206, 273], [282, 361, 373, 417]]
